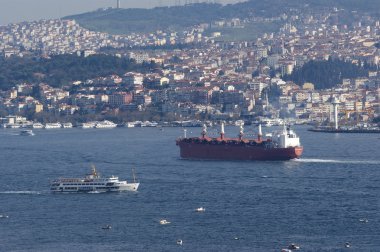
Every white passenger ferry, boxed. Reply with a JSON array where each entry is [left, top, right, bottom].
[[50, 166, 139, 193], [20, 129, 35, 136]]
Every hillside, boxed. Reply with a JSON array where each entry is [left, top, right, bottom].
[[0, 54, 156, 90], [64, 0, 380, 35]]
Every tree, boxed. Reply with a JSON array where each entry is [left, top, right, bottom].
[[284, 58, 372, 89], [0, 54, 159, 90]]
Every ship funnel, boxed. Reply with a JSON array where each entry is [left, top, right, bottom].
[[201, 124, 207, 138], [258, 124, 262, 141], [220, 122, 225, 139]]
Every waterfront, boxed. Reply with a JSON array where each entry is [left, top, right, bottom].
[[0, 126, 379, 251]]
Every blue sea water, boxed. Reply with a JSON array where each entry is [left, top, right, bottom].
[[0, 126, 379, 252]]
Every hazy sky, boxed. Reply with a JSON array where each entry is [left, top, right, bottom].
[[0, 0, 245, 25]]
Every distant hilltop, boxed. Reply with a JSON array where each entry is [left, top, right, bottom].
[[64, 0, 380, 35], [64, 3, 229, 35]]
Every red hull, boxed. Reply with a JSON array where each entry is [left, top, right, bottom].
[[177, 141, 303, 161]]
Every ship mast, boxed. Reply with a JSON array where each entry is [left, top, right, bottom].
[[91, 164, 98, 176], [220, 122, 225, 139]]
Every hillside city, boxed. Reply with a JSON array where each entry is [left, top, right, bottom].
[[0, 4, 379, 129]]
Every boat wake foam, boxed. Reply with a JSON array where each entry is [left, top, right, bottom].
[[87, 191, 105, 194], [294, 158, 380, 165], [0, 190, 42, 195]]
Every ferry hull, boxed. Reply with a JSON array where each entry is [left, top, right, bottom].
[[177, 142, 303, 161], [51, 183, 139, 193]]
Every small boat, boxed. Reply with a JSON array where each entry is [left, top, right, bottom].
[[195, 207, 205, 212], [95, 120, 117, 129], [32, 123, 44, 129], [288, 243, 300, 250], [62, 122, 73, 128], [20, 130, 35, 136], [159, 219, 170, 225], [102, 225, 112, 230], [45, 122, 62, 129], [345, 242, 351, 248], [0, 214, 9, 218], [359, 218, 368, 223], [80, 122, 96, 129], [176, 239, 183, 245], [125, 122, 135, 128]]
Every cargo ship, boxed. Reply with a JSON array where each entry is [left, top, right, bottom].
[[176, 123, 303, 161]]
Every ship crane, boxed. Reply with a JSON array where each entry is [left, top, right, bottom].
[[239, 125, 244, 140], [201, 124, 207, 138], [258, 124, 262, 141], [220, 122, 225, 139]]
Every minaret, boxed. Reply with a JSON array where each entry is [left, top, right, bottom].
[[220, 122, 225, 139], [201, 124, 207, 139], [258, 124, 262, 141], [332, 97, 340, 130]]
